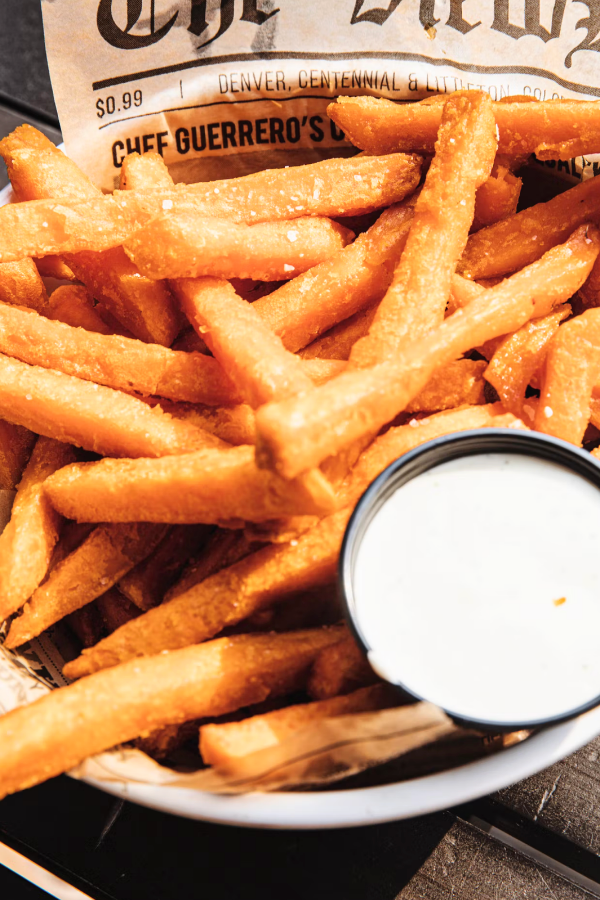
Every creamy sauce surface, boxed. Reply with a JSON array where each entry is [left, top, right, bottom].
[[353, 453, 600, 724]]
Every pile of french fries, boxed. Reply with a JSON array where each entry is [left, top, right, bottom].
[[0, 90, 599, 799]]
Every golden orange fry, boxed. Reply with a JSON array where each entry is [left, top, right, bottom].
[[307, 633, 379, 700], [119, 151, 173, 191], [0, 420, 36, 491], [47, 285, 113, 334], [0, 437, 75, 624], [0, 627, 343, 800], [5, 523, 168, 648], [0, 258, 48, 312]]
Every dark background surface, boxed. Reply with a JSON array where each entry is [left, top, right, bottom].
[[1, 2, 600, 898]]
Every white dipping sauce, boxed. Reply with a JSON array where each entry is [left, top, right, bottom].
[[353, 453, 600, 725]]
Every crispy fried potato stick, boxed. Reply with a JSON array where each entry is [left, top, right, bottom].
[[35, 256, 75, 281], [328, 95, 600, 160], [460, 173, 600, 280], [307, 633, 379, 700], [96, 587, 141, 633], [0, 420, 36, 490], [299, 304, 379, 361], [166, 529, 262, 601], [63, 511, 350, 679], [173, 278, 315, 406], [253, 202, 415, 352], [0, 437, 75, 623], [119, 151, 173, 191], [47, 285, 113, 334], [116, 153, 423, 223], [144, 398, 256, 446], [0, 627, 343, 800], [0, 354, 220, 458], [44, 445, 336, 524], [0, 301, 242, 405], [472, 163, 522, 232], [5, 523, 168, 648], [255, 226, 598, 478], [535, 308, 600, 445], [67, 603, 104, 648], [485, 306, 571, 416], [0, 126, 181, 345], [118, 525, 212, 610], [349, 91, 497, 367], [125, 215, 353, 282], [404, 359, 487, 414], [0, 258, 48, 312], [199, 684, 396, 766]]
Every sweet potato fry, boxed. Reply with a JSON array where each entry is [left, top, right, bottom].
[[461, 173, 600, 280], [96, 587, 142, 633], [0, 126, 182, 345], [404, 359, 487, 414], [146, 399, 256, 446], [125, 215, 353, 282], [200, 684, 396, 766], [47, 285, 112, 334], [0, 355, 220, 458], [119, 151, 173, 191], [0, 420, 36, 491], [248, 201, 415, 352], [118, 525, 211, 610], [485, 306, 571, 415], [44, 445, 336, 524], [0, 437, 75, 624], [0, 258, 48, 312], [0, 627, 343, 800], [35, 256, 75, 281], [63, 510, 351, 679], [299, 303, 379, 361], [472, 163, 522, 231], [255, 226, 598, 478], [134, 721, 199, 761], [327, 95, 600, 160], [349, 91, 497, 367], [0, 301, 242, 406], [535, 308, 600, 445], [116, 153, 423, 223], [308, 633, 379, 700], [5, 523, 168, 648], [66, 603, 104, 649], [166, 529, 262, 601], [173, 278, 315, 406]]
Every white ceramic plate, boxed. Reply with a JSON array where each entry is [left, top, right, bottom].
[[3, 167, 600, 829]]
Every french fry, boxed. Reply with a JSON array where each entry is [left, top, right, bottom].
[[125, 215, 353, 282], [253, 201, 415, 352], [0, 437, 75, 624], [349, 91, 497, 367], [460, 173, 600, 280], [144, 398, 256, 446], [299, 303, 379, 361], [96, 587, 142, 633], [135, 721, 200, 761], [255, 226, 598, 479], [0, 258, 48, 312], [0, 126, 182, 346], [166, 529, 262, 601], [0, 301, 242, 406], [0, 420, 36, 491], [62, 510, 351, 679], [5, 523, 168, 648], [116, 153, 423, 223], [0, 354, 221, 458], [119, 151, 173, 191], [47, 285, 113, 335], [173, 278, 315, 406], [242, 585, 342, 633], [485, 306, 571, 416], [66, 603, 104, 649], [535, 308, 600, 445], [472, 163, 522, 231], [404, 359, 487, 414], [44, 445, 336, 524], [307, 633, 379, 700], [0, 627, 344, 800], [199, 684, 396, 766], [446, 275, 486, 316], [118, 525, 211, 610], [578, 253, 600, 311], [327, 95, 600, 160], [35, 256, 75, 281]]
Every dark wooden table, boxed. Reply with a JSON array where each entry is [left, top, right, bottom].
[[1, 2, 600, 897]]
